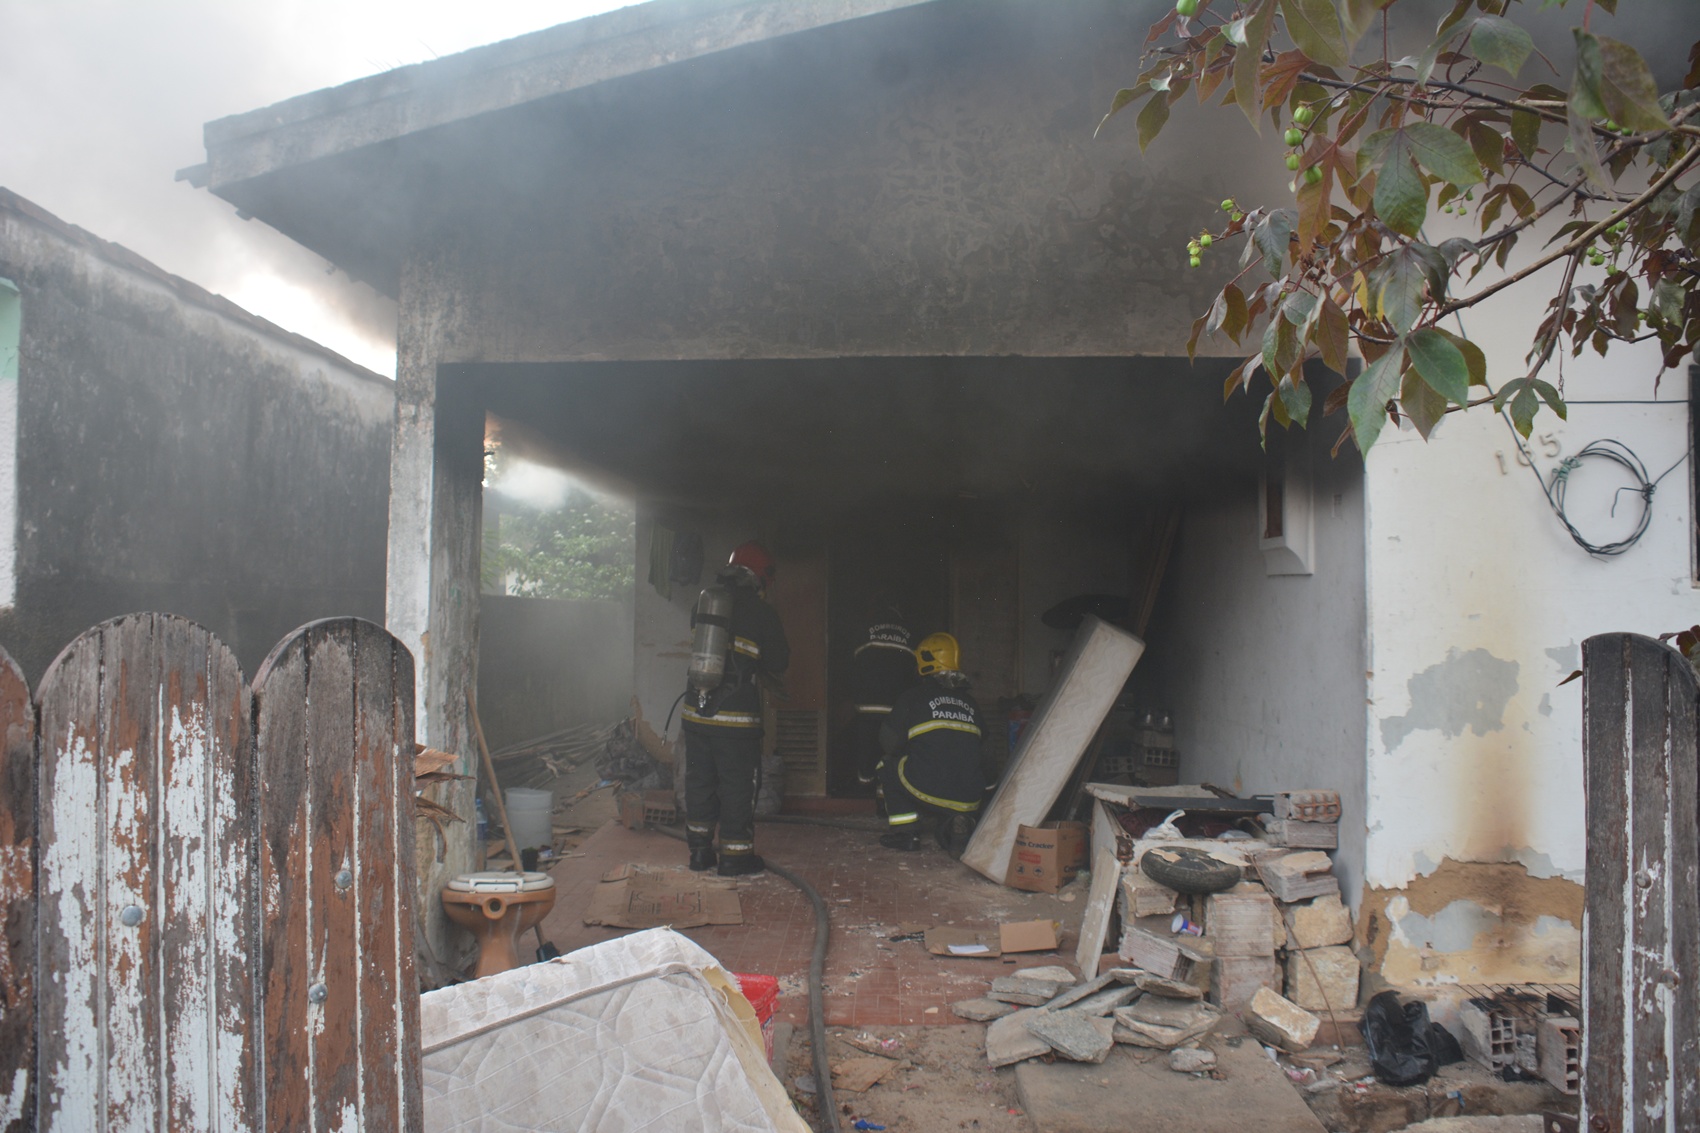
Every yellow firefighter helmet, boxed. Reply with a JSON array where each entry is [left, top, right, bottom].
[[915, 632, 961, 676]]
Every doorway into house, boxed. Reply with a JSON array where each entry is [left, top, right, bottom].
[[825, 506, 952, 797]]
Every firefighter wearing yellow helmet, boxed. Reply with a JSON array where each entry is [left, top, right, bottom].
[[876, 631, 986, 856]]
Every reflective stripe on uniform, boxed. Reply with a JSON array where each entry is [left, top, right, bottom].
[[681, 707, 762, 728], [721, 841, 755, 854], [887, 812, 920, 826], [854, 640, 914, 655], [733, 636, 761, 659], [687, 824, 714, 834], [898, 756, 981, 813], [855, 704, 892, 714], [907, 719, 982, 740]]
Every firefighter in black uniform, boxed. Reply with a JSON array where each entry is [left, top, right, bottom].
[[877, 632, 986, 856], [682, 541, 790, 876], [852, 612, 918, 791]]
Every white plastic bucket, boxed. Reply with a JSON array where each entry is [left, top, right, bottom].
[[504, 788, 554, 852]]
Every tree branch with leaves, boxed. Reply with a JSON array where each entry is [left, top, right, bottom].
[[1105, 0, 1699, 455]]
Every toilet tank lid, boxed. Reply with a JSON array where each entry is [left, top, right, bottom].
[[446, 871, 555, 893]]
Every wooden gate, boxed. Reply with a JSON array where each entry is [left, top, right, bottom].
[[0, 614, 421, 1133], [1581, 632, 1699, 1132]]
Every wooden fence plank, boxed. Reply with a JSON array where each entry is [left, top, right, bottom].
[[351, 627, 419, 1131], [254, 618, 421, 1133], [36, 624, 111, 1133], [0, 645, 36, 1133], [34, 615, 259, 1133], [253, 631, 312, 1133], [1582, 633, 1700, 1133]]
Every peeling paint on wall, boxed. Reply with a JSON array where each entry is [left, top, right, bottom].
[[1379, 647, 1519, 752], [1360, 858, 1582, 985]]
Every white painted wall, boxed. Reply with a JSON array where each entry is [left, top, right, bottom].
[[1155, 439, 1370, 906], [1362, 298, 1694, 897]]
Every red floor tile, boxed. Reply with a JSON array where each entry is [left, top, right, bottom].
[[527, 817, 1084, 1027]]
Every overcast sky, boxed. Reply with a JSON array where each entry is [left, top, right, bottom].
[[2, 1, 633, 376]]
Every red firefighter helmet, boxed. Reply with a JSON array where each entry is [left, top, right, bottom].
[[727, 541, 777, 587]]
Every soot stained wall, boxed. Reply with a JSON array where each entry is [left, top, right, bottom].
[[0, 194, 393, 681]]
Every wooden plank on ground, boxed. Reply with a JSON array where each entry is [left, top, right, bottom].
[[962, 616, 1143, 885], [1074, 796, 1123, 974], [0, 645, 35, 1133]]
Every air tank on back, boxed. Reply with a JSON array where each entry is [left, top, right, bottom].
[[688, 584, 734, 708]]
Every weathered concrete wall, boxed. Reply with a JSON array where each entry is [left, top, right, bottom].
[[1360, 276, 1694, 985], [1153, 432, 1370, 906], [0, 192, 392, 681], [396, 0, 1266, 365], [477, 594, 633, 751], [1017, 501, 1134, 697]]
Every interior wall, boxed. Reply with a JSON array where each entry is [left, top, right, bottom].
[[1017, 502, 1134, 697], [1151, 435, 1370, 909], [476, 595, 633, 751]]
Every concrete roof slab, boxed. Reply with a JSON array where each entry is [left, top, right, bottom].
[[202, 0, 937, 189]]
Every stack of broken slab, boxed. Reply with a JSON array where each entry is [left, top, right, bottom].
[[957, 963, 1226, 1068], [1114, 790, 1358, 1053]]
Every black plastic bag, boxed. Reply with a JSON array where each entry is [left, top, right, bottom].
[[1360, 990, 1443, 1086]]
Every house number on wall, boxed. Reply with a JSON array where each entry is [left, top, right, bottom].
[[1495, 431, 1563, 474]]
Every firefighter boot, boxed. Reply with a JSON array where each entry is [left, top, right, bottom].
[[717, 853, 765, 877]]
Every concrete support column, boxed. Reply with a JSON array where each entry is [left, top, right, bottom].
[[389, 233, 484, 973]]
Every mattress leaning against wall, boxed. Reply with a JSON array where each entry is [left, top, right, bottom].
[[420, 927, 810, 1133]]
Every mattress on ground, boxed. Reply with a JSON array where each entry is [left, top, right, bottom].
[[420, 927, 808, 1133]]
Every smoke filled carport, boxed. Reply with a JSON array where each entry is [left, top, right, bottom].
[[193, 0, 1367, 964]]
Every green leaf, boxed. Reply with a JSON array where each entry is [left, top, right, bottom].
[[1317, 297, 1350, 375], [1434, 327, 1488, 386], [1348, 347, 1404, 455], [1566, 102, 1609, 189], [1371, 245, 1446, 335], [1406, 327, 1471, 404], [1510, 109, 1541, 159], [1234, 0, 1277, 130], [1373, 148, 1428, 237], [1095, 84, 1150, 137], [1467, 16, 1533, 76], [1570, 31, 1610, 120], [1651, 278, 1684, 325], [1137, 93, 1171, 152], [1279, 374, 1313, 425], [1531, 379, 1568, 421], [1402, 122, 1484, 186], [1467, 122, 1505, 176], [1507, 386, 1539, 438], [1280, 0, 1349, 68], [1399, 366, 1448, 439], [1338, 0, 1382, 50], [1576, 32, 1672, 132], [1222, 284, 1249, 342], [1253, 209, 1297, 277]]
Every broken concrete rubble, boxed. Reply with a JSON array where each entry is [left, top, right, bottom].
[[950, 997, 1016, 1022], [1261, 851, 1340, 903], [1168, 1046, 1217, 1073], [1111, 997, 1222, 1049], [990, 968, 1075, 1005], [986, 1008, 1053, 1068], [1024, 1011, 1116, 1063], [1063, 985, 1141, 1016], [1245, 986, 1320, 1051]]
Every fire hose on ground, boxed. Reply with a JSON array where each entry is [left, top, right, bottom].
[[651, 822, 841, 1133]]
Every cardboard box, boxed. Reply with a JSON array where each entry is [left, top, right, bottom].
[[1006, 821, 1087, 893], [924, 918, 1060, 958]]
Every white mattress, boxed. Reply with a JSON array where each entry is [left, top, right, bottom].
[[420, 928, 808, 1133]]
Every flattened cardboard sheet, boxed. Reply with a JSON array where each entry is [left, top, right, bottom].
[[584, 865, 743, 929]]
